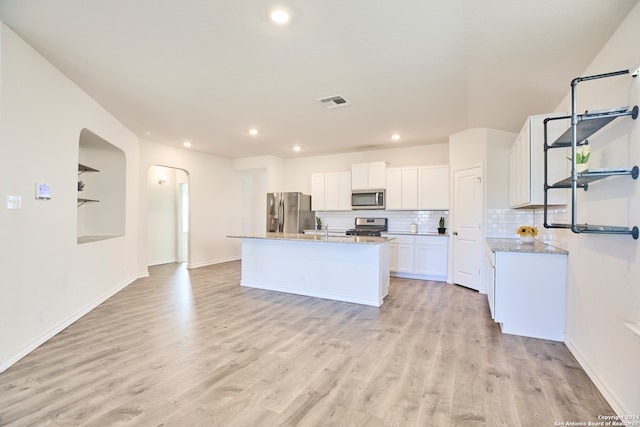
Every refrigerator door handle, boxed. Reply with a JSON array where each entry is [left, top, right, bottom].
[[278, 197, 284, 232]]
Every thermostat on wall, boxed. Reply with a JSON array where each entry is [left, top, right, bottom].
[[35, 182, 51, 200]]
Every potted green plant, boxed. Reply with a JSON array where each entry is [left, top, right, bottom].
[[567, 144, 590, 173], [438, 217, 446, 234], [316, 216, 322, 230]]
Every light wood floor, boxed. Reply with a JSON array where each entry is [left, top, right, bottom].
[[0, 261, 613, 426]]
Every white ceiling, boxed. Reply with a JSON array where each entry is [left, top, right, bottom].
[[0, 0, 638, 159]]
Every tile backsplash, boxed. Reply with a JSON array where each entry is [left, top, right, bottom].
[[486, 208, 535, 238], [315, 210, 449, 234], [486, 206, 570, 248], [316, 207, 570, 246]]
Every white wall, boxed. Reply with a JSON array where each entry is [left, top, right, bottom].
[[138, 140, 244, 271], [449, 127, 516, 211], [485, 129, 517, 210], [232, 155, 285, 193], [539, 3, 640, 414], [0, 23, 141, 371]]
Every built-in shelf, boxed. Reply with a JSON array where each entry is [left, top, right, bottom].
[[77, 198, 100, 207], [543, 69, 639, 239], [78, 162, 100, 206], [77, 235, 119, 244], [624, 322, 640, 338], [78, 163, 100, 174], [77, 128, 126, 244]]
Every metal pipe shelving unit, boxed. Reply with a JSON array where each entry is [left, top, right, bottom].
[[543, 69, 639, 240]]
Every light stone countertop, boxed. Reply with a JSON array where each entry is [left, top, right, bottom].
[[227, 232, 394, 245], [486, 238, 568, 255], [384, 231, 449, 237], [302, 230, 449, 237]]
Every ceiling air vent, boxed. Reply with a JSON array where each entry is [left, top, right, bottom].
[[317, 95, 350, 109]]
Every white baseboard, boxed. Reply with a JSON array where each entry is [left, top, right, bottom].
[[0, 272, 145, 373], [148, 258, 178, 267], [564, 336, 628, 415], [188, 256, 241, 269], [390, 272, 447, 282]]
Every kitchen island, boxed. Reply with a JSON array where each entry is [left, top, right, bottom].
[[227, 233, 392, 307]]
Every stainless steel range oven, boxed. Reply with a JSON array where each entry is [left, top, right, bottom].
[[346, 217, 388, 236]]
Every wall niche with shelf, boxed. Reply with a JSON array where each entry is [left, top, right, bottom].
[[77, 128, 126, 244]]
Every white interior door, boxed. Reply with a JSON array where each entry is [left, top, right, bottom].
[[452, 166, 483, 291]]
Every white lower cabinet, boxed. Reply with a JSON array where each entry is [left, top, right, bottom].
[[487, 247, 567, 341], [386, 234, 448, 281], [414, 237, 448, 278], [396, 238, 415, 273], [389, 242, 398, 272]]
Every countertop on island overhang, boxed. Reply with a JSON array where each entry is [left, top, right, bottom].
[[227, 232, 394, 245], [486, 238, 568, 255]]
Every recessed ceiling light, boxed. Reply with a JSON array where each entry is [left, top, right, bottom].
[[270, 8, 290, 24], [183, 140, 192, 147], [249, 128, 259, 136], [391, 134, 401, 141], [293, 145, 301, 152]]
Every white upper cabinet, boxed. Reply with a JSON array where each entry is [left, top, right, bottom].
[[401, 167, 418, 209], [418, 165, 449, 210], [327, 172, 351, 211], [385, 168, 402, 209], [311, 172, 351, 211], [509, 113, 568, 208], [311, 173, 326, 211], [386, 167, 418, 210], [351, 161, 387, 190]]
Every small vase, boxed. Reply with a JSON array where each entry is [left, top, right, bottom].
[[520, 235, 535, 244], [576, 163, 589, 173]]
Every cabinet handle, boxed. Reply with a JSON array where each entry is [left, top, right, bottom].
[[453, 231, 458, 235]]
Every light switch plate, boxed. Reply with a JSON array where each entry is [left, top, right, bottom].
[[7, 195, 22, 209]]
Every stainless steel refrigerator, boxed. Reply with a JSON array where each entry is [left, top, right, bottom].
[[266, 192, 315, 233]]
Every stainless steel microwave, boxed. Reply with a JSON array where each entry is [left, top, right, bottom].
[[351, 189, 385, 210]]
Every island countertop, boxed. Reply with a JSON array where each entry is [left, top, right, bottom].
[[227, 232, 393, 245]]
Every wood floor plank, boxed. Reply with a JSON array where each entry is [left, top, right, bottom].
[[0, 261, 615, 426]]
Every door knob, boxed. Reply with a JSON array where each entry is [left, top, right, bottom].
[[453, 231, 458, 235]]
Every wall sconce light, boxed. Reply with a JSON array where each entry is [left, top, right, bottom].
[[158, 176, 167, 185]]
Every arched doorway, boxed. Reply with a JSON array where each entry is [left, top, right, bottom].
[[147, 165, 190, 266]]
